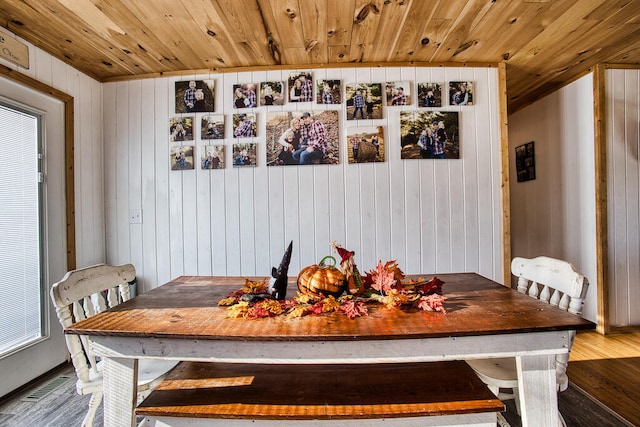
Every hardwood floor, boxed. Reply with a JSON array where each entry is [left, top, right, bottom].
[[0, 330, 637, 426], [568, 330, 640, 427]]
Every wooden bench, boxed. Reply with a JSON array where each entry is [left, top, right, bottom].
[[137, 360, 504, 426]]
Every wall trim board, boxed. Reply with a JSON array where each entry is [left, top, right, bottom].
[[101, 61, 499, 83], [593, 64, 608, 334], [498, 62, 511, 286]]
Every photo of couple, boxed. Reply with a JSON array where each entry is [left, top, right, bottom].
[[265, 111, 340, 166], [400, 111, 459, 159]]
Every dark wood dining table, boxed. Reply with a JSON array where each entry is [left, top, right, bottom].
[[66, 273, 595, 427]]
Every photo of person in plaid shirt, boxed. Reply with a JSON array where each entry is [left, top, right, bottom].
[[391, 86, 407, 105], [233, 114, 255, 138], [293, 112, 326, 164], [321, 83, 333, 104], [288, 72, 313, 103], [352, 90, 365, 119], [299, 74, 313, 102], [183, 80, 197, 112]]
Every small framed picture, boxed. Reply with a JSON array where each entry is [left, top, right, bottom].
[[449, 81, 474, 106], [417, 83, 442, 108], [260, 81, 285, 106], [201, 115, 224, 140], [169, 117, 194, 142], [516, 141, 536, 182], [201, 145, 225, 170], [316, 79, 341, 104], [345, 83, 382, 120], [170, 145, 195, 170], [232, 113, 257, 138], [288, 72, 313, 103], [232, 143, 257, 167], [385, 81, 411, 106], [347, 126, 384, 164], [233, 83, 258, 108], [175, 79, 215, 113]]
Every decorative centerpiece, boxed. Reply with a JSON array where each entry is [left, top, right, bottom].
[[218, 241, 446, 319]]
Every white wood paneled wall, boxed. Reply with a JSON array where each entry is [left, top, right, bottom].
[[607, 69, 640, 327], [507, 75, 598, 324], [103, 66, 504, 293]]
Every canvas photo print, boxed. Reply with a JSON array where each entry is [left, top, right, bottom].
[[260, 81, 285, 106], [201, 145, 225, 170], [316, 79, 341, 104], [170, 145, 195, 170], [265, 110, 340, 166], [418, 83, 442, 108], [449, 81, 474, 106], [175, 79, 215, 113], [233, 83, 258, 108], [169, 117, 194, 142], [347, 126, 384, 164], [400, 111, 459, 159], [201, 115, 224, 140], [233, 113, 257, 138], [232, 143, 257, 167], [385, 81, 411, 106], [288, 71, 313, 103], [345, 83, 382, 120]]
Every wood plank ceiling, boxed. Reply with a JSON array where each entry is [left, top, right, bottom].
[[1, 0, 640, 113]]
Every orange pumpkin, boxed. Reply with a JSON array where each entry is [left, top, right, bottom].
[[297, 256, 346, 297]]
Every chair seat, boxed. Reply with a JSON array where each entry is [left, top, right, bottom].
[[138, 360, 179, 387], [466, 358, 518, 387], [76, 359, 178, 394]]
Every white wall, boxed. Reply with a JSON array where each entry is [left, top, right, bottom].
[[508, 75, 598, 323], [103, 67, 505, 293], [606, 69, 640, 327]]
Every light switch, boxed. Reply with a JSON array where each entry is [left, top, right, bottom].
[[130, 209, 143, 224]]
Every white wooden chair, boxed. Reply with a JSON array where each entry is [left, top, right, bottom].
[[51, 264, 177, 427], [466, 256, 589, 426]]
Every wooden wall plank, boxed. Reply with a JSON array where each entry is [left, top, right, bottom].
[[127, 79, 144, 286], [608, 69, 630, 328], [115, 82, 131, 265], [154, 76, 172, 284]]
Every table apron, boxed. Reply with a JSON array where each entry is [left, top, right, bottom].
[[89, 331, 571, 364]]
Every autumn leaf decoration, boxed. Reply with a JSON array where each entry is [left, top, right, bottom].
[[371, 260, 396, 294], [218, 262, 446, 319]]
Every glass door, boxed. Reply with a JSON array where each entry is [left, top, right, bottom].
[[0, 77, 68, 398]]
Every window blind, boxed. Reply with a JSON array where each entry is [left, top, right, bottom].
[[0, 102, 42, 355]]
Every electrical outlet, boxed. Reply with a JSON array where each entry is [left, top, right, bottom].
[[130, 209, 143, 224]]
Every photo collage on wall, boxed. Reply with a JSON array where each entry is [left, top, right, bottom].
[[170, 74, 476, 170]]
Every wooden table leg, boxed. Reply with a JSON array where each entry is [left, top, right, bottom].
[[103, 357, 138, 427], [516, 354, 560, 427]]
